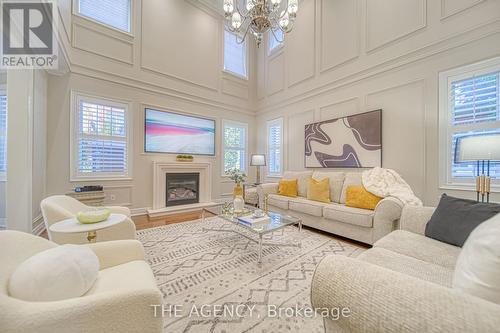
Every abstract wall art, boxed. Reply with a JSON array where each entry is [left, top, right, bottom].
[[145, 108, 215, 155], [305, 110, 382, 168]]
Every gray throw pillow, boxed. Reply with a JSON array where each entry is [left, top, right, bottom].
[[425, 194, 500, 247]]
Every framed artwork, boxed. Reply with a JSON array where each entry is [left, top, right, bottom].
[[144, 108, 215, 156], [305, 110, 382, 168]]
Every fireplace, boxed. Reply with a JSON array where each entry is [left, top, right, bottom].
[[165, 173, 200, 207]]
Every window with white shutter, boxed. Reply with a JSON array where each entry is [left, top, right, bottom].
[[267, 118, 283, 177], [78, 0, 131, 33], [439, 57, 500, 189], [71, 93, 131, 180], [0, 92, 7, 180], [223, 120, 248, 175], [224, 30, 248, 79], [268, 29, 283, 54]]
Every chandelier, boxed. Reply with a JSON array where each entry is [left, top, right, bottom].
[[223, 0, 299, 47]]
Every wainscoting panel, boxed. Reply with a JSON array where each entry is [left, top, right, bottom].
[[441, 0, 485, 19], [222, 77, 249, 100], [320, 0, 359, 72], [287, 110, 315, 171], [267, 53, 285, 95], [365, 0, 427, 52], [319, 98, 360, 121], [365, 80, 426, 198], [103, 185, 133, 207], [140, 0, 219, 90], [286, 0, 315, 87], [72, 24, 134, 64]]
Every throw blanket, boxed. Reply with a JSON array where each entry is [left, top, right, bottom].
[[362, 167, 422, 206]]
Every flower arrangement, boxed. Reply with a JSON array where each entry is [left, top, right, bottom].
[[227, 168, 247, 185]]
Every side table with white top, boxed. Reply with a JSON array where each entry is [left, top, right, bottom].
[[49, 214, 128, 243]]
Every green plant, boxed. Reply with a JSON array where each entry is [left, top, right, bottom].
[[227, 168, 247, 184]]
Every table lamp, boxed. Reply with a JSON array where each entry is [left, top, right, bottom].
[[250, 154, 266, 185], [455, 133, 500, 202]]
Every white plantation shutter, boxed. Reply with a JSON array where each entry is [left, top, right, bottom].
[[446, 67, 500, 183], [224, 30, 247, 78], [452, 73, 498, 126], [78, 0, 131, 32], [223, 120, 247, 174], [73, 95, 130, 179], [0, 94, 7, 175], [267, 118, 283, 176]]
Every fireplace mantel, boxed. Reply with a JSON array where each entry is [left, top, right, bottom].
[[149, 162, 213, 215]]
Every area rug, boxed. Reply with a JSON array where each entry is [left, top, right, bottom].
[[137, 216, 365, 333]]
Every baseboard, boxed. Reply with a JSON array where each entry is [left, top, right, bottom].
[[130, 207, 148, 216], [32, 214, 46, 236]]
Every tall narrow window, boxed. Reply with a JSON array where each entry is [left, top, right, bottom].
[[223, 120, 247, 174], [267, 118, 283, 177], [78, 0, 131, 33], [224, 30, 247, 79], [268, 29, 284, 54], [439, 58, 500, 188], [72, 93, 131, 180], [0, 92, 7, 180]]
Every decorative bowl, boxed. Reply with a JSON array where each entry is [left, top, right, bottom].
[[77, 208, 111, 224]]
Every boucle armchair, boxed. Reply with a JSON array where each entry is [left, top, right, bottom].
[[311, 205, 500, 333], [0, 230, 163, 333], [41, 195, 136, 244]]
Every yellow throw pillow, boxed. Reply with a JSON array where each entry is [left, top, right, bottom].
[[345, 185, 382, 210], [278, 179, 298, 197], [307, 178, 331, 203]]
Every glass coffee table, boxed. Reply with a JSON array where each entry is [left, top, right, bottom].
[[202, 202, 302, 263]]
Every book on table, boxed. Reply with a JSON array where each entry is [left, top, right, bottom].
[[238, 215, 270, 225]]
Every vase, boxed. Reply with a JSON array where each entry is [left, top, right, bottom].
[[233, 183, 243, 197], [233, 195, 244, 213]]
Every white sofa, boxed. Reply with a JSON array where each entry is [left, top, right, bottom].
[[257, 171, 403, 245], [41, 195, 136, 244], [311, 205, 500, 333], [0, 230, 163, 333]]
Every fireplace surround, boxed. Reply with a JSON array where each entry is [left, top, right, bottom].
[[150, 162, 212, 215]]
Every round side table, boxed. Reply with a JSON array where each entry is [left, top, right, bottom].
[[49, 213, 127, 243]]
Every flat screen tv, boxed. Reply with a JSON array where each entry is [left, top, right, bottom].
[[144, 108, 215, 155]]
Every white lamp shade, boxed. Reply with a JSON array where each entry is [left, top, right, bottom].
[[456, 134, 500, 162], [250, 154, 266, 166]]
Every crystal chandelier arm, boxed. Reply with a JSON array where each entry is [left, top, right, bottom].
[[270, 28, 285, 43]]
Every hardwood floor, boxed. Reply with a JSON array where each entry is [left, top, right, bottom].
[[132, 210, 214, 230], [40, 210, 214, 239]]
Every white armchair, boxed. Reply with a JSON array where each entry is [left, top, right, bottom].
[[41, 195, 136, 244], [0, 230, 163, 333]]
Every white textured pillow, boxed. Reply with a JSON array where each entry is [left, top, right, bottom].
[[9, 244, 99, 301], [452, 213, 500, 304]]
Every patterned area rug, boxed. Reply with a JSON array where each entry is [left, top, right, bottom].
[[137, 216, 364, 333]]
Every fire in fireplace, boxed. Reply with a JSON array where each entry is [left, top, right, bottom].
[[165, 173, 200, 207]]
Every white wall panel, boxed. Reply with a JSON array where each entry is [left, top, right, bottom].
[[441, 0, 485, 19], [365, 81, 426, 198], [320, 98, 359, 121], [287, 110, 315, 171], [365, 0, 426, 52], [320, 0, 359, 72], [72, 24, 134, 64], [141, 0, 219, 90], [286, 0, 315, 86], [267, 54, 285, 95]]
